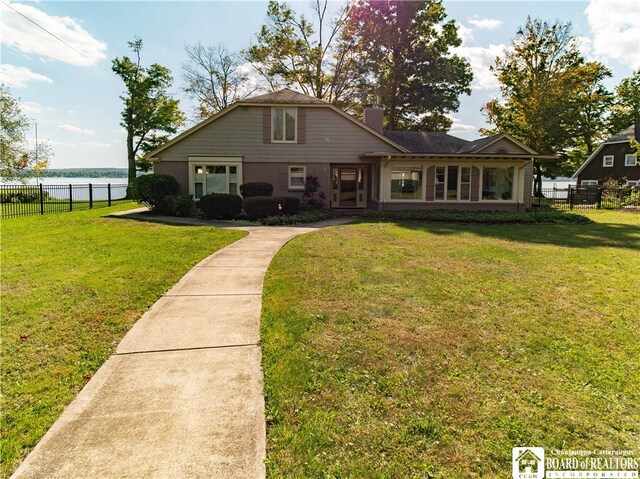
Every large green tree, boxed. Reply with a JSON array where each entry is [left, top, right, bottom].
[[112, 38, 185, 187], [483, 17, 612, 193], [608, 69, 640, 134], [0, 85, 51, 182], [343, 0, 473, 131], [244, 0, 358, 107]]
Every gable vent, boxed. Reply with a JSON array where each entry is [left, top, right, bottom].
[[496, 148, 509, 154]]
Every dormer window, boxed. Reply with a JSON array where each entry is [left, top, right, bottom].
[[272, 107, 297, 142]]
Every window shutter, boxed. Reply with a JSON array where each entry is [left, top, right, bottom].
[[425, 166, 435, 201], [263, 107, 271, 143], [297, 108, 306, 144], [471, 166, 480, 201]]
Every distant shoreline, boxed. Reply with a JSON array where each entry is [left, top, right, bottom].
[[38, 168, 128, 179]]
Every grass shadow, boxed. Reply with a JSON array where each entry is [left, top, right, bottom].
[[362, 219, 640, 251]]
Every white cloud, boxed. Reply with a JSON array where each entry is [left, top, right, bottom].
[[467, 16, 503, 30], [0, 64, 52, 88], [19, 100, 43, 114], [58, 123, 94, 135], [454, 44, 508, 90], [456, 22, 474, 43], [81, 141, 111, 148], [0, 1, 107, 66], [447, 115, 477, 133], [585, 0, 640, 68]]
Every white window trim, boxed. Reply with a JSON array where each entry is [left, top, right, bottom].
[[603, 155, 614, 167], [288, 165, 306, 190], [388, 165, 425, 201], [627, 180, 640, 187], [433, 165, 472, 202], [625, 154, 637, 167], [479, 165, 517, 202], [188, 156, 243, 198], [272, 107, 297, 143], [581, 180, 598, 186]]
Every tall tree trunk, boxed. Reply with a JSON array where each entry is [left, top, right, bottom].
[[126, 126, 136, 198], [534, 162, 543, 197]]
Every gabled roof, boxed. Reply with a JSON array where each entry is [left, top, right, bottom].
[[145, 89, 408, 158], [242, 88, 328, 105], [572, 124, 639, 178], [607, 124, 640, 143], [382, 131, 538, 155]]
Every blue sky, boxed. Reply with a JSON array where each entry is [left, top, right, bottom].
[[1, 0, 638, 169]]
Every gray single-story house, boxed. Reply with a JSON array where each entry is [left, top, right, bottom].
[[147, 89, 545, 211], [573, 124, 640, 187]]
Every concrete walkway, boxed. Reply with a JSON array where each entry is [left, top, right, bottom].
[[11, 217, 352, 479]]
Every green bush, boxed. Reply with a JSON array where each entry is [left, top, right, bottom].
[[197, 193, 243, 220], [364, 209, 592, 225], [243, 196, 285, 219], [280, 196, 301, 215], [0, 187, 50, 204], [259, 209, 332, 225], [240, 182, 274, 198], [163, 194, 195, 217], [131, 174, 180, 213]]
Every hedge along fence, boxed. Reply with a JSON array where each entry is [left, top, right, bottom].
[[1, 183, 128, 218]]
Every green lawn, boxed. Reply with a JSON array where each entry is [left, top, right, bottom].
[[0, 204, 245, 477], [261, 210, 640, 478]]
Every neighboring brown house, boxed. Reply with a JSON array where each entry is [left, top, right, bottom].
[[147, 89, 546, 211], [573, 124, 640, 187]]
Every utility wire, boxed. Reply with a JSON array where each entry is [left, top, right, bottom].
[[0, 0, 112, 74]]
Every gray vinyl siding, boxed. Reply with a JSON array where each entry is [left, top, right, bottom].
[[480, 138, 532, 155], [155, 106, 399, 164], [523, 160, 533, 208]]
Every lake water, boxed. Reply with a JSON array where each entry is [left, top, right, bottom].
[[1, 178, 129, 201]]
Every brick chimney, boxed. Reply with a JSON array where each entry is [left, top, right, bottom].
[[363, 106, 384, 134]]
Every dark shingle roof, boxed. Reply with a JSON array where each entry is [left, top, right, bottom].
[[242, 88, 328, 105], [606, 124, 640, 143], [383, 131, 470, 153]]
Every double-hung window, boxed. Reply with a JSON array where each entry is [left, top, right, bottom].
[[288, 165, 306, 189], [603, 155, 614, 167], [581, 180, 598, 186], [272, 108, 297, 142], [625, 154, 637, 166]]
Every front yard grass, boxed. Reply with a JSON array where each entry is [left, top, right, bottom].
[[261, 210, 640, 478], [0, 203, 246, 477]]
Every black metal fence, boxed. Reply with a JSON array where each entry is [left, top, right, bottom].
[[0, 183, 129, 218], [535, 186, 640, 210]]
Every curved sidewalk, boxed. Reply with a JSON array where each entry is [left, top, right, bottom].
[[11, 218, 351, 479]]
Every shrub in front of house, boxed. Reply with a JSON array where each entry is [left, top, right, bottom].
[[243, 196, 286, 219], [163, 194, 195, 217], [300, 175, 326, 210], [131, 174, 180, 213], [280, 196, 300, 215], [240, 182, 274, 198], [197, 193, 243, 220]]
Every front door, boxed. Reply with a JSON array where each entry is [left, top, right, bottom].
[[331, 167, 366, 208]]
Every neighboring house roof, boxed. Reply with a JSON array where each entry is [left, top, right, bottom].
[[145, 89, 408, 158], [572, 124, 639, 178], [241, 88, 328, 105], [382, 131, 539, 156]]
